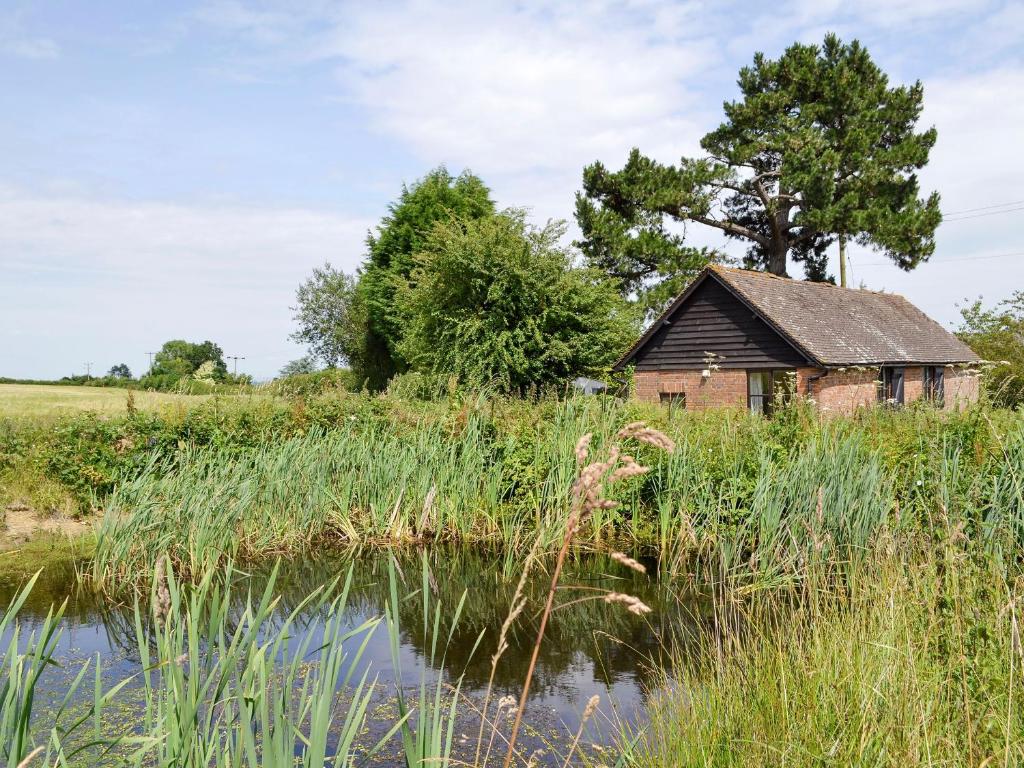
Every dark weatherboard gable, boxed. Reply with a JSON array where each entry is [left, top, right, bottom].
[[621, 272, 811, 371]]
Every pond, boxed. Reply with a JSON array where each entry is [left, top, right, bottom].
[[2, 546, 713, 766]]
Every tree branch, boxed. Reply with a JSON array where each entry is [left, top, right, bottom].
[[690, 215, 770, 246]]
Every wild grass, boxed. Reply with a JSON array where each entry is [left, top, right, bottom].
[[0, 384, 233, 420], [630, 537, 1024, 767], [87, 394, 1021, 595], [5, 398, 1024, 767]]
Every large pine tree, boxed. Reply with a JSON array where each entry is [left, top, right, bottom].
[[576, 33, 941, 300]]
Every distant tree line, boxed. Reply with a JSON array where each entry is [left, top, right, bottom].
[[8, 339, 251, 392]]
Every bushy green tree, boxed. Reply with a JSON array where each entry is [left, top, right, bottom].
[[576, 33, 940, 293], [290, 265, 363, 368], [279, 355, 320, 378], [107, 363, 132, 379], [399, 211, 639, 393], [292, 168, 495, 390], [151, 340, 227, 378], [357, 167, 495, 386], [957, 292, 1024, 408]]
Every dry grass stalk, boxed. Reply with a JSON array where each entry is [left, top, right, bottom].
[[603, 592, 653, 616], [502, 423, 672, 768], [610, 551, 646, 574], [476, 540, 541, 768], [16, 746, 44, 768]]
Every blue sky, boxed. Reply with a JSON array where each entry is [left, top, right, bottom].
[[2, 0, 1022, 380]]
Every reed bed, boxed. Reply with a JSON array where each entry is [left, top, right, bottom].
[[89, 395, 1024, 594], [6, 401, 1024, 767], [629, 536, 1024, 767]]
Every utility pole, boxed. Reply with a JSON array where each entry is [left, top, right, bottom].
[[84, 362, 92, 379], [228, 355, 246, 376], [838, 235, 848, 288], [146, 352, 156, 374]]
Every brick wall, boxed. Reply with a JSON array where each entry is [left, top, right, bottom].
[[904, 367, 924, 402], [944, 368, 981, 411], [806, 367, 878, 415], [633, 369, 747, 410], [634, 364, 980, 415], [806, 365, 980, 415]]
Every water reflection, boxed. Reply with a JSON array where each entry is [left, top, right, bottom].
[[1, 546, 717, 765]]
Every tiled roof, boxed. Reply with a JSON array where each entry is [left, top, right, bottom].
[[616, 265, 979, 368]]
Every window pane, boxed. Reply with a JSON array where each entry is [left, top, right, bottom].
[[881, 367, 905, 405], [927, 366, 945, 402], [748, 371, 771, 414], [892, 368, 904, 404]]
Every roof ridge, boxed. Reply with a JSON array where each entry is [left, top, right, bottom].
[[711, 263, 909, 300]]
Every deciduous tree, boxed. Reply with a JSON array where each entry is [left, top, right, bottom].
[[399, 211, 639, 393], [152, 340, 226, 378], [358, 167, 494, 386], [107, 363, 132, 379], [957, 292, 1024, 408], [290, 265, 364, 369]]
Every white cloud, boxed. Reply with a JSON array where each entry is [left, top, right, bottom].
[[2, 36, 59, 59], [327, 1, 714, 176], [0, 190, 371, 378], [0, 11, 59, 59], [790, 0, 991, 26], [192, 0, 721, 222]]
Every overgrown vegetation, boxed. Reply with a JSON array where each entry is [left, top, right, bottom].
[[957, 290, 1024, 408]]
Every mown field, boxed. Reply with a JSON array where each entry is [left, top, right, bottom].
[[1, 383, 1023, 766]]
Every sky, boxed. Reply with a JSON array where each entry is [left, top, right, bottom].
[[2, 0, 1022, 380]]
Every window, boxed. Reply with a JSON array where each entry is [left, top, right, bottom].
[[923, 366, 945, 403], [748, 370, 796, 415], [880, 367, 905, 405], [659, 391, 686, 410]]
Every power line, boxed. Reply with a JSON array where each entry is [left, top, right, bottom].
[[942, 199, 1024, 217], [942, 204, 1024, 222], [857, 250, 1024, 267], [227, 355, 246, 376]]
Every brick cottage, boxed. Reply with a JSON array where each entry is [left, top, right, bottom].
[[613, 265, 980, 416]]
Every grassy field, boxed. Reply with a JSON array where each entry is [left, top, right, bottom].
[[0, 383, 257, 419]]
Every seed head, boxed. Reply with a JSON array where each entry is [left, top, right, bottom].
[[610, 552, 647, 574]]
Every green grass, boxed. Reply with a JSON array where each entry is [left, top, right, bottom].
[[629, 540, 1023, 767], [84, 395, 1023, 593]]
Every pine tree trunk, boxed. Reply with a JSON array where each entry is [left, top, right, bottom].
[[767, 246, 788, 276]]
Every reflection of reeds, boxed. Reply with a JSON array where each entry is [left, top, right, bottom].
[[503, 423, 673, 768]]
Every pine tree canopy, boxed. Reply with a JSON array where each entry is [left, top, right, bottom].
[[576, 33, 941, 301]]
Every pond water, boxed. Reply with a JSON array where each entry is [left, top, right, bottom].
[[2, 547, 713, 766]]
